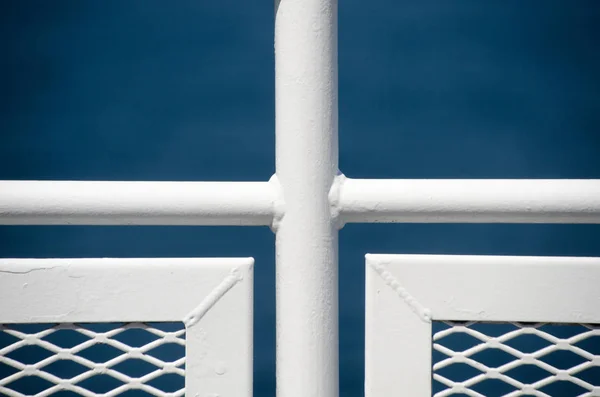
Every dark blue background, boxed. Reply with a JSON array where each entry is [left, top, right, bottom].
[[1, 1, 599, 396]]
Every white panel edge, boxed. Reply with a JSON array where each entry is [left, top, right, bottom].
[[365, 255, 432, 397]]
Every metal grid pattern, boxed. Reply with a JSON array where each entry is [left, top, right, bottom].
[[0, 322, 185, 397], [432, 321, 600, 397]]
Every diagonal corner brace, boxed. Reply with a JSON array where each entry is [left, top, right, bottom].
[[369, 261, 432, 323], [183, 267, 245, 328]]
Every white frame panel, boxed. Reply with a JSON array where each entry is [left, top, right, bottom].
[[365, 254, 600, 396], [0, 257, 254, 396]]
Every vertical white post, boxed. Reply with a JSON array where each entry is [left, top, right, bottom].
[[274, 0, 339, 396]]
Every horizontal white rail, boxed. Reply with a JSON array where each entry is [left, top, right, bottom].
[[338, 178, 600, 224], [3, 178, 600, 226], [0, 181, 275, 225]]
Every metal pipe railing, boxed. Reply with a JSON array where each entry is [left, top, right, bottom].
[[275, 0, 339, 396], [338, 178, 600, 224], [0, 180, 276, 226]]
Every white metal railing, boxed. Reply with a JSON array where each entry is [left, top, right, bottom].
[[0, 180, 275, 225], [365, 254, 600, 396], [337, 178, 600, 224], [0, 258, 254, 396], [3, 178, 600, 226], [1, 1, 600, 396]]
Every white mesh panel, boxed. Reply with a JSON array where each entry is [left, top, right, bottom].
[[0, 322, 185, 397], [432, 321, 600, 397]]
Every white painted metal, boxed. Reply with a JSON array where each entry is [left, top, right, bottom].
[[339, 178, 600, 224], [432, 322, 600, 397], [0, 257, 254, 396], [1, 322, 186, 397], [0, 323, 185, 397], [365, 254, 600, 396], [4, 178, 600, 226], [274, 0, 339, 396], [0, 181, 275, 225], [1, 4, 600, 397]]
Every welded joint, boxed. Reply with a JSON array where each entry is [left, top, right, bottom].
[[368, 259, 432, 323], [268, 171, 346, 232], [183, 266, 247, 328], [329, 171, 346, 230], [268, 174, 286, 233]]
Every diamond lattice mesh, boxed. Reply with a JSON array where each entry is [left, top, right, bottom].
[[0, 322, 185, 397], [432, 321, 600, 397]]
